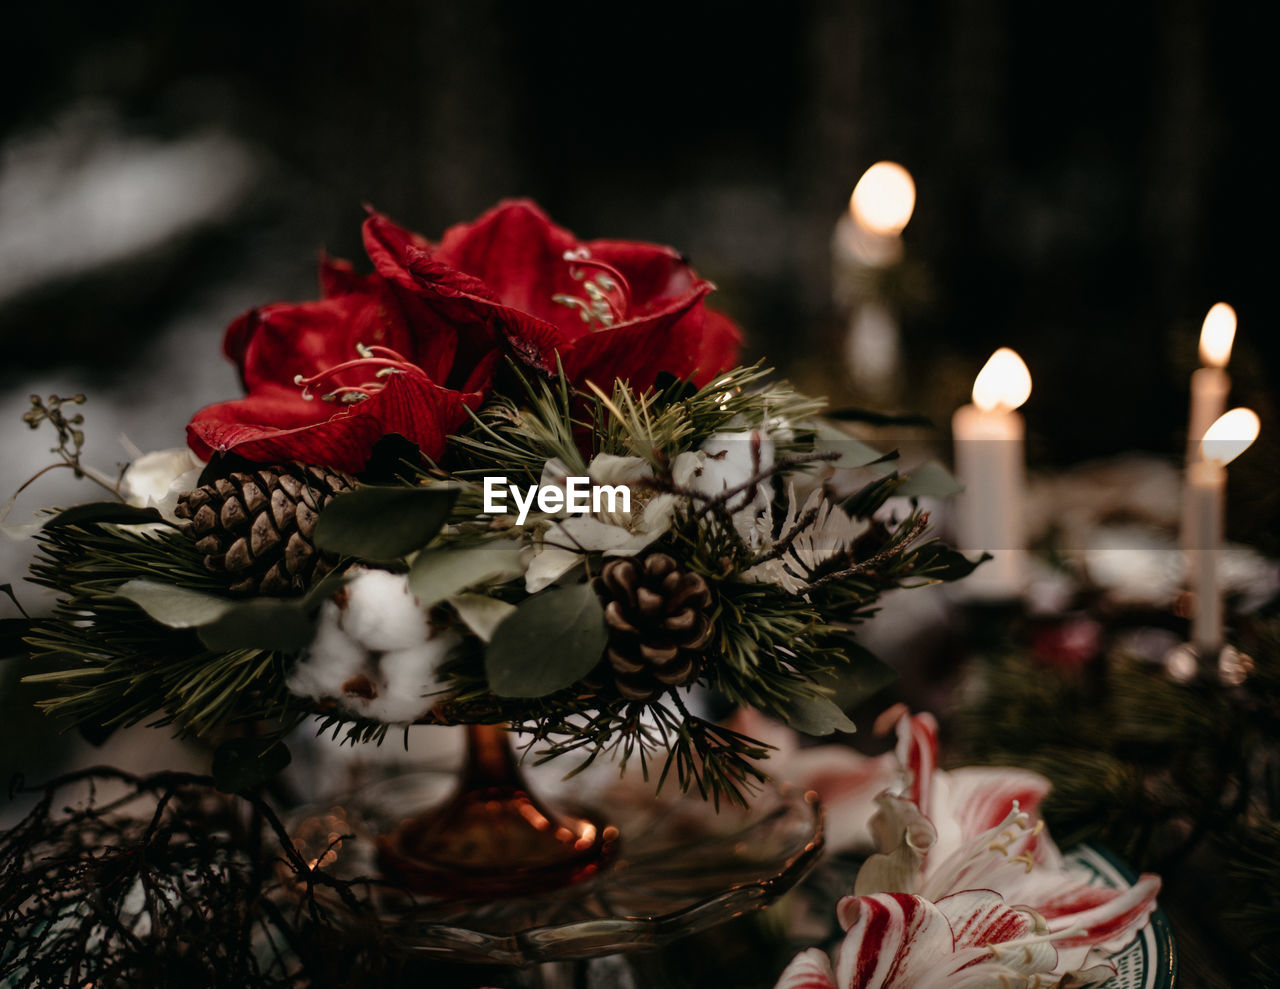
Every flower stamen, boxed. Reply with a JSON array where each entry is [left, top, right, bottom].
[[294, 344, 424, 403], [552, 248, 633, 329]]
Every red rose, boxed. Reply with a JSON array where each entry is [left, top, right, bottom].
[[363, 199, 741, 391], [187, 258, 497, 472], [188, 201, 742, 472]]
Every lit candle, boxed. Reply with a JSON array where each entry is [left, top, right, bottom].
[[1185, 303, 1236, 466], [952, 348, 1032, 599], [832, 161, 916, 400], [846, 161, 916, 266], [1181, 303, 1236, 556], [1187, 407, 1259, 655]]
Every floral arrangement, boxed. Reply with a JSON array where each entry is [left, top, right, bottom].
[[15, 200, 976, 803], [767, 712, 1163, 988]]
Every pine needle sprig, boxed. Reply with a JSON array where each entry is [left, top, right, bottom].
[[23, 521, 302, 739]]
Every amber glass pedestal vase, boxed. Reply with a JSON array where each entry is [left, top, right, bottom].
[[376, 723, 619, 898]]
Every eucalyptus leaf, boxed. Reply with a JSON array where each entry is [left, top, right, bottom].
[[830, 642, 897, 710], [212, 737, 292, 793], [409, 543, 524, 607], [197, 598, 318, 653], [895, 460, 963, 499], [116, 579, 236, 629], [314, 485, 459, 560], [46, 502, 168, 528], [485, 582, 607, 698], [784, 693, 858, 736], [810, 422, 887, 470], [450, 593, 517, 642]]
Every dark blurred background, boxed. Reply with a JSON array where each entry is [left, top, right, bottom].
[[1, 0, 1276, 522]]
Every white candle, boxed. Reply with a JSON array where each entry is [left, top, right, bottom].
[[1185, 303, 1236, 467], [1188, 407, 1259, 655], [952, 348, 1032, 599], [1181, 303, 1236, 560], [832, 162, 915, 402]]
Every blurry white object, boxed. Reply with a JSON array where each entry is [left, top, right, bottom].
[[0, 106, 257, 303]]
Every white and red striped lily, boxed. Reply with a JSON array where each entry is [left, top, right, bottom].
[[853, 713, 1162, 975], [775, 890, 1080, 989]]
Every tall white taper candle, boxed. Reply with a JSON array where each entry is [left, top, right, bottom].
[[952, 348, 1032, 599]]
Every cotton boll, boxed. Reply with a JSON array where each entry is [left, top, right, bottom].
[[696, 429, 776, 497], [680, 429, 776, 550], [362, 629, 461, 724], [286, 601, 368, 701], [338, 569, 428, 651]]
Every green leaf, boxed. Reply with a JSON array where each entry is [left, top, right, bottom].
[[115, 579, 236, 628], [212, 737, 292, 793], [409, 543, 524, 607], [485, 582, 608, 698], [826, 407, 934, 429], [829, 641, 898, 710], [46, 502, 168, 528], [909, 542, 990, 581], [810, 422, 889, 470], [895, 460, 963, 499], [783, 693, 858, 736], [450, 593, 517, 642], [314, 484, 459, 560], [196, 598, 317, 653]]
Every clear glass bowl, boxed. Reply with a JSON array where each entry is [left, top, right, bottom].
[[286, 768, 823, 965]]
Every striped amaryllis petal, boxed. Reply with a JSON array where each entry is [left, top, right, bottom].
[[773, 948, 839, 989], [935, 890, 1058, 976], [1036, 873, 1161, 971], [893, 713, 939, 819], [832, 893, 955, 989], [920, 803, 1050, 903]]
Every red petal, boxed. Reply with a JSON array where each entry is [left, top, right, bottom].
[[364, 207, 568, 376], [560, 282, 714, 392], [434, 199, 582, 331], [188, 373, 481, 472], [692, 307, 744, 385], [361, 210, 437, 293], [319, 252, 376, 298]]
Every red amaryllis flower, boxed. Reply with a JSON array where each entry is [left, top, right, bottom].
[[188, 200, 741, 473], [187, 259, 496, 472], [363, 199, 742, 391]]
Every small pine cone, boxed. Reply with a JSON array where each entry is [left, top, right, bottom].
[[593, 553, 714, 702], [173, 463, 355, 596]]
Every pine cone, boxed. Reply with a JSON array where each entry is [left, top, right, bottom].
[[594, 553, 714, 702], [173, 463, 355, 596]]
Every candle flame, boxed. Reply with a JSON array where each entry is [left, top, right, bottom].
[[1201, 407, 1259, 466], [972, 347, 1032, 412], [850, 161, 916, 236], [1199, 302, 1236, 368]]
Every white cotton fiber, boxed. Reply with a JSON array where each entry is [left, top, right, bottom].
[[286, 601, 367, 701], [338, 569, 428, 651]]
